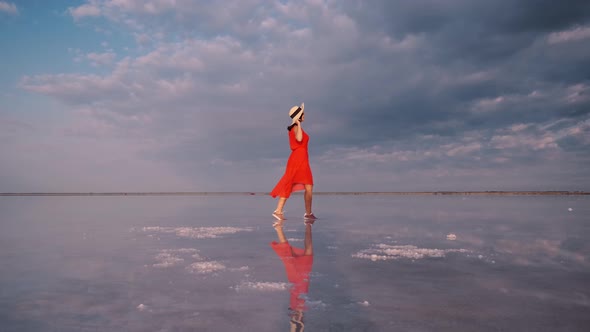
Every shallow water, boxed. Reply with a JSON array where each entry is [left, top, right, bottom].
[[1, 195, 589, 331]]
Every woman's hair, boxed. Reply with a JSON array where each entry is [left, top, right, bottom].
[[287, 123, 298, 131]]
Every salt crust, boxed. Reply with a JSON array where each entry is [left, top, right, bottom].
[[287, 238, 303, 242], [352, 244, 468, 261], [152, 248, 200, 268], [153, 253, 185, 267], [229, 266, 249, 271], [186, 261, 226, 274], [142, 227, 252, 274], [151, 248, 227, 275], [142, 226, 252, 239], [150, 247, 250, 275], [234, 281, 289, 291]]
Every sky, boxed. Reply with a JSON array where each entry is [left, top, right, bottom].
[[1, 0, 589, 192]]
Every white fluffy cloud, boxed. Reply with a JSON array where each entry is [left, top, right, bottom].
[[69, 3, 101, 20], [86, 51, 116, 66], [547, 25, 590, 44], [0, 1, 17, 15]]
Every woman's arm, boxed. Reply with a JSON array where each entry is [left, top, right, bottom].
[[294, 120, 303, 142]]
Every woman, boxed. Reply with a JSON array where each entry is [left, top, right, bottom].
[[270, 103, 317, 221]]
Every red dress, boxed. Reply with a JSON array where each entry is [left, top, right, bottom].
[[270, 241, 313, 311], [270, 127, 314, 198]]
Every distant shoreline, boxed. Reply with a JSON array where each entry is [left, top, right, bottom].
[[1, 191, 588, 196]]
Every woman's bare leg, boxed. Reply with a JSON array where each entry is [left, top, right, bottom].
[[273, 221, 288, 243], [304, 184, 313, 215], [275, 197, 287, 214], [303, 222, 313, 255]]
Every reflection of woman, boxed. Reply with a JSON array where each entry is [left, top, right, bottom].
[[271, 219, 314, 331], [270, 103, 317, 221]]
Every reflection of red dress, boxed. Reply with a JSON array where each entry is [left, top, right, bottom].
[[270, 127, 313, 198], [271, 241, 313, 311]]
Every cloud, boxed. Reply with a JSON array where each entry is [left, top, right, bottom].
[[490, 134, 557, 151], [547, 25, 590, 44], [0, 1, 17, 15], [134, 32, 152, 46], [68, 3, 101, 20], [103, 0, 178, 15], [445, 142, 482, 157], [86, 51, 116, 66], [7, 1, 590, 191]]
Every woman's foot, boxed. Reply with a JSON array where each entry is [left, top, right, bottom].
[[303, 213, 317, 220], [272, 210, 285, 220], [273, 219, 285, 229]]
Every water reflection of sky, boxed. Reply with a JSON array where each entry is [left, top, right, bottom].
[[0, 195, 588, 331]]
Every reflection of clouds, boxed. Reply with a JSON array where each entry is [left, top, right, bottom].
[[495, 238, 588, 266], [452, 231, 589, 267], [303, 298, 327, 310], [14, 282, 132, 330], [353, 244, 468, 261], [141, 226, 252, 239], [456, 233, 488, 247], [474, 274, 590, 308]]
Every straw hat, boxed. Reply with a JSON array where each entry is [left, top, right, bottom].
[[289, 102, 305, 124]]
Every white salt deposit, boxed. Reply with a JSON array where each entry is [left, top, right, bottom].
[[141, 226, 252, 239], [137, 304, 147, 311], [152, 248, 200, 268], [229, 266, 249, 272], [153, 253, 185, 268], [287, 238, 303, 242], [359, 300, 370, 306], [149, 247, 250, 277], [446, 233, 457, 240], [186, 261, 226, 274], [234, 281, 289, 292], [352, 244, 468, 261]]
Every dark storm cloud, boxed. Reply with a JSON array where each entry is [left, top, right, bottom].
[[317, 0, 590, 152], [345, 0, 590, 44], [423, 0, 590, 64]]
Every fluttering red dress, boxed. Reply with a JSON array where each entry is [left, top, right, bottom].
[[270, 127, 314, 199], [270, 241, 313, 311]]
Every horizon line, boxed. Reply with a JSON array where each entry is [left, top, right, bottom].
[[1, 191, 589, 196]]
